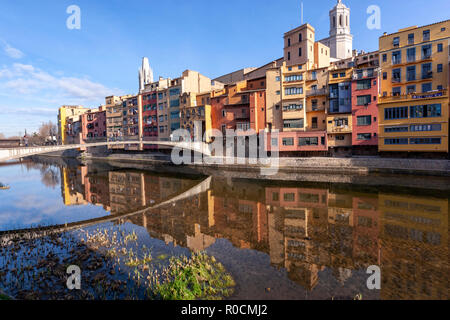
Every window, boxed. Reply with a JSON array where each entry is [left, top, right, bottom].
[[383, 72, 387, 80], [282, 138, 294, 146], [437, 85, 443, 91], [407, 47, 416, 62], [299, 33, 302, 42], [222, 110, 226, 117], [357, 133, 372, 140], [357, 115, 372, 126], [271, 138, 278, 146], [382, 54, 387, 62], [288, 52, 291, 61], [275, 76, 280, 81], [392, 87, 401, 96], [332, 73, 339, 79], [285, 75, 303, 82], [422, 45, 432, 59], [385, 126, 408, 133], [285, 87, 303, 95], [236, 122, 250, 131], [299, 137, 318, 146], [334, 118, 348, 127], [299, 47, 302, 57], [410, 138, 441, 145], [170, 111, 179, 119], [385, 138, 408, 145], [407, 66, 416, 81], [336, 135, 345, 141], [288, 38, 291, 46], [422, 83, 432, 93], [423, 30, 430, 41], [169, 88, 180, 96], [339, 72, 346, 77], [422, 63, 432, 79], [170, 99, 180, 107], [410, 124, 441, 132], [384, 107, 408, 120], [393, 37, 400, 47], [437, 43, 443, 52], [312, 117, 318, 129], [356, 79, 371, 90], [408, 33, 414, 45], [392, 69, 401, 83], [410, 104, 441, 118], [392, 51, 401, 64], [407, 85, 416, 94], [284, 193, 295, 201], [283, 104, 303, 111], [283, 119, 304, 129], [276, 90, 280, 95], [357, 95, 371, 106], [437, 64, 443, 73]]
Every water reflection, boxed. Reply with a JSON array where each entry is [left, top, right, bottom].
[[1, 160, 448, 299]]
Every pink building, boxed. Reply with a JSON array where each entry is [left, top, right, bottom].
[[81, 107, 107, 141], [268, 131, 328, 154], [351, 67, 379, 150]]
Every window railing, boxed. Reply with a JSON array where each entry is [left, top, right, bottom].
[[379, 89, 447, 103], [306, 88, 328, 97]]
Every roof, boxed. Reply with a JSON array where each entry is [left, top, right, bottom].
[[380, 19, 450, 38]]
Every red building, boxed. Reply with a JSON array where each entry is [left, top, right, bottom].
[[211, 77, 267, 135], [351, 61, 379, 153], [81, 107, 106, 141], [141, 91, 158, 150]]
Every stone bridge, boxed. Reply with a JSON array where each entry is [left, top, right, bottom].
[[0, 140, 211, 162]]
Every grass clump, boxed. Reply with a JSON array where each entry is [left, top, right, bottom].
[[153, 252, 235, 300], [0, 293, 11, 300]]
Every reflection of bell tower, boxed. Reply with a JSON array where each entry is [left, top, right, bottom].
[[321, 0, 353, 59]]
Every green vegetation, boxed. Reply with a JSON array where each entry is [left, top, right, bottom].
[[153, 252, 235, 300], [0, 293, 11, 300]]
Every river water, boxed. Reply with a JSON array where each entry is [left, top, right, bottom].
[[0, 158, 448, 300]]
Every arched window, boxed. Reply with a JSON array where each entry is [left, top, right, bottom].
[[346, 15, 348, 27], [333, 16, 336, 28], [299, 33, 302, 42], [339, 15, 343, 27]]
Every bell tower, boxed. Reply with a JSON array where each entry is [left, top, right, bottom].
[[323, 0, 353, 59]]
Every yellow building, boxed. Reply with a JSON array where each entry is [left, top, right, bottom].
[[378, 20, 450, 153], [57, 105, 89, 144]]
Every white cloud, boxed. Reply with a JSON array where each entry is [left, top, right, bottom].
[[3, 42, 24, 59], [0, 63, 120, 101]]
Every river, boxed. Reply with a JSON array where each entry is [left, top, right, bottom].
[[0, 158, 448, 300]]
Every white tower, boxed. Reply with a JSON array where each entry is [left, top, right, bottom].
[[320, 0, 353, 60], [139, 57, 154, 92]]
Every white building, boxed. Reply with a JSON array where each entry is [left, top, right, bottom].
[[319, 0, 353, 60], [139, 57, 154, 93]]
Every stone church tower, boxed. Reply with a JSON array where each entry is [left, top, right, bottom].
[[320, 0, 353, 60]]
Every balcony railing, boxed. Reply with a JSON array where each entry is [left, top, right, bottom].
[[379, 89, 447, 103], [306, 88, 328, 97]]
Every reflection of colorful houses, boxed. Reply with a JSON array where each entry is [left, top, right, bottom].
[[379, 194, 448, 300], [108, 172, 146, 214], [80, 166, 110, 211], [60, 167, 87, 206]]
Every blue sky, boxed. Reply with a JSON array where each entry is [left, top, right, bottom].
[[0, 0, 448, 137]]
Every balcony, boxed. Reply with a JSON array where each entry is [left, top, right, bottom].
[[352, 69, 376, 80], [306, 88, 328, 97], [379, 89, 447, 103]]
